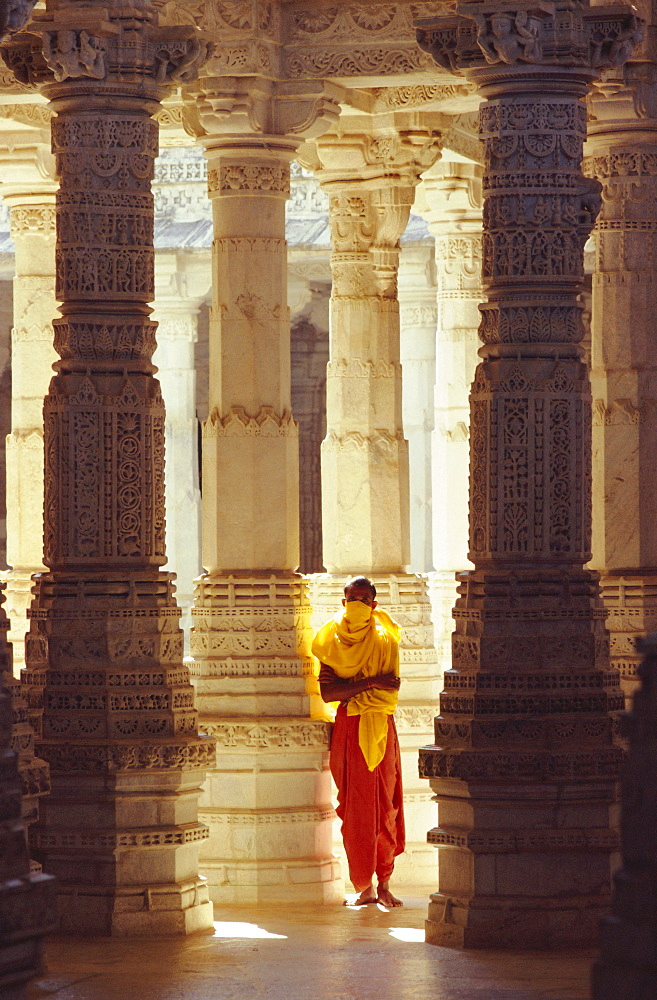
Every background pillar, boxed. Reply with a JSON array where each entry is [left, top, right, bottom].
[[417, 160, 483, 671], [187, 66, 344, 903], [0, 136, 56, 673], [586, 18, 657, 704], [398, 239, 437, 575], [310, 118, 446, 887], [152, 251, 209, 647]]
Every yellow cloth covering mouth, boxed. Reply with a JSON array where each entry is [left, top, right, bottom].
[[311, 602, 402, 771]]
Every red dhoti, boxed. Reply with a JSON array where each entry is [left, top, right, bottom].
[[330, 703, 405, 892]]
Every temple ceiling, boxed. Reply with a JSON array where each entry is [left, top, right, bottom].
[[0, 0, 482, 159]]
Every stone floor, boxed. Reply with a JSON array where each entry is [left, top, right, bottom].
[[29, 892, 593, 1000]]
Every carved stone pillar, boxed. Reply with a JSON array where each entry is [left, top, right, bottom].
[[152, 251, 209, 646], [1, 1, 215, 934], [185, 62, 344, 902], [416, 1, 641, 947], [0, 135, 57, 673], [310, 120, 445, 887], [591, 630, 657, 998], [586, 18, 657, 705], [417, 160, 483, 671], [398, 239, 437, 574]]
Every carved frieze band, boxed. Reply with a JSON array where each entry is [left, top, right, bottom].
[[203, 406, 297, 438], [9, 204, 56, 236], [208, 163, 289, 196], [200, 719, 330, 750]]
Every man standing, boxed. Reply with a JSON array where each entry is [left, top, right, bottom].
[[312, 576, 405, 907]]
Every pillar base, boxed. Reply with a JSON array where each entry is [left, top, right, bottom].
[[52, 878, 214, 936], [425, 890, 608, 949], [191, 573, 342, 904], [202, 858, 344, 906], [308, 571, 441, 889]]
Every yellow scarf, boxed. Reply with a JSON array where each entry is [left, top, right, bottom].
[[311, 603, 402, 771]]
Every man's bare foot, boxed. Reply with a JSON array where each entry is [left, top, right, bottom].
[[377, 881, 403, 907], [354, 883, 377, 905]]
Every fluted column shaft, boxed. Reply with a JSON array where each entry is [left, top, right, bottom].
[[1, 0, 215, 935], [416, 0, 641, 948], [586, 47, 657, 704], [0, 138, 57, 672]]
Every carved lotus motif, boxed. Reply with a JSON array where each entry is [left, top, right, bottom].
[[350, 5, 395, 31], [292, 7, 338, 33], [216, 0, 252, 30]]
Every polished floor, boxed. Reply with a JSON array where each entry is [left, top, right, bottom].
[[29, 892, 593, 1000]]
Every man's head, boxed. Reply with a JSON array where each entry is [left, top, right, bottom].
[[342, 576, 377, 609]]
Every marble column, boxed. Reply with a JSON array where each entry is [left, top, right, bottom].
[[187, 70, 344, 903], [398, 239, 437, 575], [586, 29, 657, 704], [418, 161, 483, 671], [0, 136, 57, 673], [416, 1, 641, 947], [152, 251, 209, 645], [310, 121, 445, 887], [1, 1, 215, 934]]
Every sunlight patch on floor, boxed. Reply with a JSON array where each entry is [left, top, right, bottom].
[[388, 927, 425, 943], [212, 921, 288, 940]]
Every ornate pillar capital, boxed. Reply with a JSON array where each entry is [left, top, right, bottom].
[[1, 0, 211, 102], [418, 159, 483, 233], [187, 74, 342, 151], [417, 2, 644, 88]]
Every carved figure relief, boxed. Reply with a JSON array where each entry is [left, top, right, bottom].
[[42, 29, 105, 81], [474, 10, 541, 64]]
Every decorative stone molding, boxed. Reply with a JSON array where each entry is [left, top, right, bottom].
[[370, 82, 475, 113], [200, 719, 330, 749], [1, 0, 215, 937], [416, 0, 641, 950], [283, 2, 440, 82]]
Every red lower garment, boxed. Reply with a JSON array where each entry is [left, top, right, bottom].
[[330, 702, 405, 892]]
